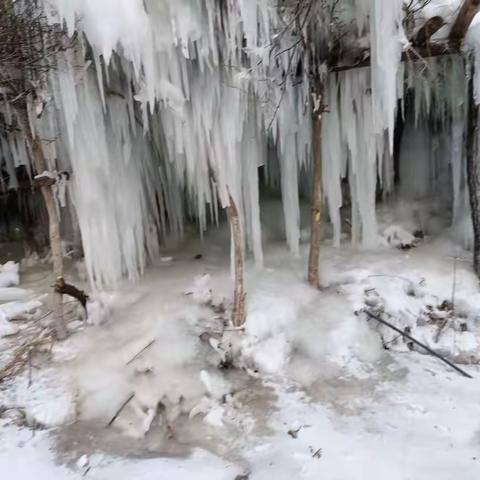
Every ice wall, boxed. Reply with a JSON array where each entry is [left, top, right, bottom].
[[19, 0, 472, 287], [40, 0, 306, 284]]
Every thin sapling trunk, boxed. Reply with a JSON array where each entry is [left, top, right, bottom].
[[31, 136, 67, 340], [307, 91, 323, 288], [226, 192, 246, 327]]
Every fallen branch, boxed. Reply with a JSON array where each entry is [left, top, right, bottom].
[[362, 309, 473, 379], [107, 393, 135, 427], [54, 277, 89, 310]]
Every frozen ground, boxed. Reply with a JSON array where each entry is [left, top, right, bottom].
[[1, 206, 480, 480]]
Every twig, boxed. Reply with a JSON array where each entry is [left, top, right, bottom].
[[363, 310, 473, 379], [126, 340, 156, 365], [107, 393, 135, 427], [312, 447, 322, 459], [0, 336, 53, 382]]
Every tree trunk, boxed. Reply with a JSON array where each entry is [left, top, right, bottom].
[[226, 192, 246, 327], [467, 74, 480, 279], [307, 93, 323, 288], [31, 137, 67, 340]]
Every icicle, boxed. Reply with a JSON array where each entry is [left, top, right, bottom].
[[369, 0, 405, 152], [322, 76, 344, 248]]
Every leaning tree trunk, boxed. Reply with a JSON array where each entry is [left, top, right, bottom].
[[226, 192, 246, 327], [31, 136, 67, 340], [467, 74, 480, 279], [307, 92, 323, 288]]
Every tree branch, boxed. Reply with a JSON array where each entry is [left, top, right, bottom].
[[449, 0, 480, 42]]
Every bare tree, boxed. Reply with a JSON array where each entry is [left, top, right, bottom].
[[0, 0, 73, 339]]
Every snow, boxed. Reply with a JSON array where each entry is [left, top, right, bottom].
[[3, 369, 77, 428], [2, 217, 480, 479], [0, 261, 19, 287], [0, 315, 19, 337], [0, 262, 44, 337], [0, 426, 242, 480], [0, 298, 43, 321], [3, 2, 480, 478], [0, 287, 31, 303]]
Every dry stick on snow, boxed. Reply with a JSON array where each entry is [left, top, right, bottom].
[[126, 340, 156, 366], [31, 137, 66, 340], [363, 310, 473, 379], [107, 393, 135, 427], [226, 191, 246, 327], [307, 91, 323, 288]]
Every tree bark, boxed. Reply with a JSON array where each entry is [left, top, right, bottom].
[[449, 0, 480, 42], [31, 137, 67, 340], [413, 16, 445, 47], [307, 93, 323, 288], [54, 277, 89, 311], [226, 192, 246, 327], [467, 74, 480, 278]]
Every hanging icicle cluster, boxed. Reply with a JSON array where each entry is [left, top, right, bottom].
[[0, 0, 475, 287]]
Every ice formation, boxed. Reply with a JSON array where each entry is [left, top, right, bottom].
[[0, 0, 478, 286]]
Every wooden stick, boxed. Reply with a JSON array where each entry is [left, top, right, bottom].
[[107, 393, 135, 427], [126, 340, 156, 365], [363, 310, 473, 379]]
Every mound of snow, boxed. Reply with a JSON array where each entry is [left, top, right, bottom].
[[382, 225, 417, 249], [185, 274, 213, 304], [0, 299, 43, 321], [0, 287, 32, 303], [0, 312, 19, 337], [241, 285, 382, 382], [86, 293, 115, 326], [0, 262, 19, 288], [5, 369, 76, 428]]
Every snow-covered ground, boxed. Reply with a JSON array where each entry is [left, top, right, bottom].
[[1, 206, 480, 479]]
